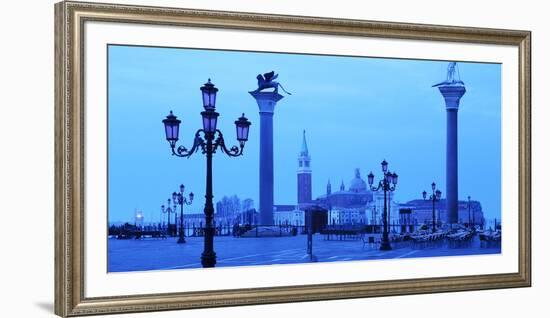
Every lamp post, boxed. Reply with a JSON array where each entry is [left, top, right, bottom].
[[467, 195, 472, 228], [173, 184, 194, 244], [162, 79, 251, 268], [161, 199, 173, 236], [373, 205, 380, 233], [173, 201, 177, 236], [388, 191, 392, 233], [160, 205, 165, 231], [368, 160, 398, 251], [422, 182, 442, 233]]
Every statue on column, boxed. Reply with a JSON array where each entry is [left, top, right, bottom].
[[252, 71, 292, 95], [433, 62, 465, 87]]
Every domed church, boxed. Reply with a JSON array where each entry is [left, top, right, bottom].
[[348, 168, 368, 193], [315, 168, 374, 224]]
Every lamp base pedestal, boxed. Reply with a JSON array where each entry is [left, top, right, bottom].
[[379, 241, 392, 251], [201, 252, 217, 268]]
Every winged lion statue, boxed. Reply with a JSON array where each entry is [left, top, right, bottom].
[[251, 71, 292, 95]]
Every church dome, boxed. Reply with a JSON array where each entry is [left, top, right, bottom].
[[349, 168, 367, 193]]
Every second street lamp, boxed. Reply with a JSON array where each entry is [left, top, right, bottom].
[[368, 159, 398, 251], [422, 182, 442, 233], [173, 184, 194, 244], [161, 199, 174, 236], [162, 79, 251, 268], [468, 195, 473, 228], [173, 201, 177, 236], [160, 204, 165, 231]]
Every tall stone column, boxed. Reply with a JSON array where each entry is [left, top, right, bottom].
[[437, 85, 466, 225], [249, 91, 284, 225]]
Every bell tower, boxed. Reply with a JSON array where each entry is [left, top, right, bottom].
[[297, 130, 312, 206]]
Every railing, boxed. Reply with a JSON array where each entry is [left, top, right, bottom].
[[109, 223, 307, 239], [236, 224, 304, 237], [322, 225, 365, 241]]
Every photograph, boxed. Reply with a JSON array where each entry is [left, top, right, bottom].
[[107, 45, 502, 272], [51, 1, 533, 316]]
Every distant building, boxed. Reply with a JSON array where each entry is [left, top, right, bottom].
[[316, 169, 374, 225], [184, 213, 207, 226], [273, 205, 304, 226], [184, 212, 243, 226], [400, 199, 484, 226], [367, 190, 400, 225]]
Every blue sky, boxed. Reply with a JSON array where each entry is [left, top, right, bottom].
[[108, 45, 501, 224]]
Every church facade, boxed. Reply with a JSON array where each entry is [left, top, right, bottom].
[[316, 169, 375, 225]]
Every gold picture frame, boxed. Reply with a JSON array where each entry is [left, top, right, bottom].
[[54, 1, 531, 316]]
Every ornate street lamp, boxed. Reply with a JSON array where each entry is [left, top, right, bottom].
[[467, 195, 472, 228], [386, 171, 395, 232], [173, 184, 194, 244], [160, 204, 165, 230], [368, 160, 398, 251], [161, 199, 174, 235], [423, 182, 442, 233], [173, 201, 177, 236], [162, 79, 251, 268], [200, 78, 218, 111], [162, 112, 181, 149], [235, 113, 251, 147]]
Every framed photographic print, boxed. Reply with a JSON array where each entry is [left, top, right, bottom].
[[54, 1, 531, 316]]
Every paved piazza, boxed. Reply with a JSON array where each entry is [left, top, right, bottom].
[[108, 234, 501, 272]]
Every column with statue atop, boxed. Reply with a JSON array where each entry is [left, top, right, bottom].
[[433, 62, 466, 226], [249, 71, 291, 226]]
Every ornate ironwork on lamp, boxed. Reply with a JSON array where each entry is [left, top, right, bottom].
[[173, 184, 194, 244], [423, 182, 442, 233], [368, 159, 398, 251], [162, 79, 251, 268]]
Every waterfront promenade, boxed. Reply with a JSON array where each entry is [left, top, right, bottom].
[[108, 234, 500, 272]]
